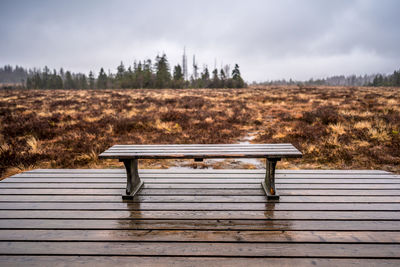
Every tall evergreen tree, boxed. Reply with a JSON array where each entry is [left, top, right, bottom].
[[59, 68, 65, 80], [173, 65, 183, 81], [172, 64, 184, 88], [31, 72, 42, 89], [88, 71, 95, 89], [155, 54, 171, 88], [231, 64, 245, 88], [97, 68, 108, 89], [200, 67, 210, 88], [42, 66, 50, 89], [143, 59, 153, 88], [64, 71, 75, 89], [135, 62, 144, 88], [219, 69, 226, 88], [211, 68, 220, 88], [49, 69, 63, 89], [79, 74, 88, 89], [116, 61, 130, 88]]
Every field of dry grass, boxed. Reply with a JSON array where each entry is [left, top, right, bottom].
[[0, 85, 399, 178]]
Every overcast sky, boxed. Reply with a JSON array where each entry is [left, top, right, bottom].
[[0, 0, 399, 81]]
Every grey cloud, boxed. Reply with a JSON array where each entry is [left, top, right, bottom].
[[0, 0, 399, 81]]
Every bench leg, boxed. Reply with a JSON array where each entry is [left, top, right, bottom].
[[262, 158, 280, 200], [121, 159, 144, 200]]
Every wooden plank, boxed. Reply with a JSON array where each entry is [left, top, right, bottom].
[[102, 144, 300, 150], [141, 189, 400, 196], [0, 188, 399, 196], [26, 169, 391, 174], [1, 230, 400, 243], [0, 242, 399, 257], [102, 150, 301, 155], [103, 148, 300, 153], [100, 153, 302, 160], [98, 150, 302, 159], [111, 144, 296, 148], [0, 195, 398, 202], [12, 173, 400, 178], [1, 183, 399, 189], [0, 202, 398, 211], [0, 256, 399, 267], [103, 149, 295, 153], [1, 168, 399, 264], [134, 183, 400, 189], [0, 219, 399, 230], [108, 145, 297, 148], [1, 210, 399, 220], [5, 178, 400, 184]]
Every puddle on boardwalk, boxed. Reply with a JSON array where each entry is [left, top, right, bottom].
[[165, 132, 265, 170]]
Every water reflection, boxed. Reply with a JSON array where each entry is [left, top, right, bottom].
[[116, 198, 144, 230], [263, 199, 293, 232]]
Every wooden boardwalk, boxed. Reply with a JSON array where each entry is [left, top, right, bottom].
[[0, 169, 399, 266]]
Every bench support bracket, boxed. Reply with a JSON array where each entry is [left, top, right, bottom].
[[262, 158, 280, 200], [121, 159, 144, 200]]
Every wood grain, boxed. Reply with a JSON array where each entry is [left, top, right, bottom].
[[1, 168, 399, 264]]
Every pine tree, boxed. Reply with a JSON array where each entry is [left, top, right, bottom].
[[55, 74, 63, 89], [64, 71, 75, 89], [117, 61, 125, 77], [59, 68, 65, 80], [173, 65, 183, 81], [49, 69, 63, 89], [173, 64, 184, 88], [79, 74, 88, 89], [220, 69, 226, 80], [33, 72, 42, 89], [231, 64, 245, 88], [143, 59, 153, 88], [26, 76, 32, 89], [43, 66, 50, 89], [88, 71, 95, 89], [116, 61, 126, 88], [219, 69, 226, 88], [97, 68, 108, 89], [155, 54, 171, 88], [200, 67, 210, 88], [135, 61, 144, 88], [211, 68, 220, 88]]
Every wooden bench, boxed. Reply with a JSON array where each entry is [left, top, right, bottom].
[[99, 144, 302, 200]]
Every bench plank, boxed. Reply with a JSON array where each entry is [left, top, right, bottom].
[[100, 144, 303, 159]]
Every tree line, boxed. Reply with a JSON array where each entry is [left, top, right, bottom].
[[256, 69, 400, 87], [370, 70, 400, 87], [0, 54, 246, 89]]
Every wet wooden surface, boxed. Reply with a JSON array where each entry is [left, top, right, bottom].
[[99, 144, 303, 159], [0, 169, 399, 266]]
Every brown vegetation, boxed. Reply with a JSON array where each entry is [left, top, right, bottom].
[[0, 86, 399, 178]]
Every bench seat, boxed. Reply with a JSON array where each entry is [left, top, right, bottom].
[[99, 144, 302, 200]]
